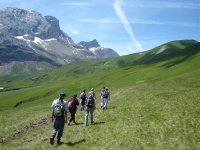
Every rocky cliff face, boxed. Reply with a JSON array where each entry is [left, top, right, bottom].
[[0, 7, 119, 75], [0, 7, 118, 69]]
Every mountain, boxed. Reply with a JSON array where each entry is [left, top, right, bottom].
[[0, 7, 118, 74], [78, 39, 119, 58], [132, 40, 199, 64], [107, 40, 200, 68]]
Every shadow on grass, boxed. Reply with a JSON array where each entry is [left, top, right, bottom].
[[160, 43, 200, 68], [160, 56, 191, 68], [92, 121, 105, 125], [56, 139, 86, 147], [107, 106, 117, 109], [68, 122, 84, 126]]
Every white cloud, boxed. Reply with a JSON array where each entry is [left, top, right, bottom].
[[71, 30, 80, 35], [78, 17, 198, 28], [113, 0, 143, 52], [129, 19, 199, 28], [125, 1, 200, 9]]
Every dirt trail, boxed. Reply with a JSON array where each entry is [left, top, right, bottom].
[[0, 115, 51, 144]]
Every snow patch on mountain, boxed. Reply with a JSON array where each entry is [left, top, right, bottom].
[[33, 37, 47, 50], [89, 47, 96, 54], [156, 45, 168, 55], [45, 38, 57, 42]]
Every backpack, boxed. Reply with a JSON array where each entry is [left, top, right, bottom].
[[86, 96, 94, 108], [80, 93, 86, 100], [53, 103, 63, 117], [101, 90, 108, 99], [68, 98, 76, 109]]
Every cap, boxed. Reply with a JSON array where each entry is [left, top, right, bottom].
[[60, 92, 66, 97], [91, 88, 94, 91]]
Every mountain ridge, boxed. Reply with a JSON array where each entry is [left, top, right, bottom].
[[78, 39, 119, 58], [0, 7, 119, 74]]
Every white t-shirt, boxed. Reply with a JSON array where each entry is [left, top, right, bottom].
[[51, 99, 68, 111]]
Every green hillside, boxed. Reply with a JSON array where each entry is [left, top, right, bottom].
[[0, 40, 200, 149], [106, 40, 199, 67], [0, 40, 198, 84]]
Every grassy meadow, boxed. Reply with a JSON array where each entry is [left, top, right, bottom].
[[0, 41, 200, 149]]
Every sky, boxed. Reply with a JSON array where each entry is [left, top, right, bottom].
[[0, 0, 199, 55]]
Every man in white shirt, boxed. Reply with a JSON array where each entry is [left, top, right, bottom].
[[50, 92, 67, 145]]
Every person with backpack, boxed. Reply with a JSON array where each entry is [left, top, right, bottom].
[[100, 86, 106, 108], [50, 92, 67, 145], [80, 90, 87, 111], [101, 87, 109, 110], [106, 87, 110, 106], [85, 94, 96, 126], [67, 94, 79, 125], [88, 88, 96, 100]]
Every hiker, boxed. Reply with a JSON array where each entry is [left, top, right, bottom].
[[85, 94, 96, 126], [101, 87, 110, 110], [100, 86, 106, 108], [50, 92, 67, 145], [67, 94, 79, 125], [106, 87, 110, 104], [80, 90, 87, 111], [88, 88, 96, 100]]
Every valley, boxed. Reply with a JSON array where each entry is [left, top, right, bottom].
[[0, 40, 199, 149]]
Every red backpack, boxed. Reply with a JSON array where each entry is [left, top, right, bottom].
[[68, 98, 76, 109]]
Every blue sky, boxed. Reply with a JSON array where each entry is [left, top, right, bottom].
[[0, 0, 199, 55]]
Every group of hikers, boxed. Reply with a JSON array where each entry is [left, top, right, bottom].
[[50, 87, 110, 145]]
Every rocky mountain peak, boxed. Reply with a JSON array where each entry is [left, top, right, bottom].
[[0, 7, 119, 74], [45, 16, 60, 29], [0, 7, 66, 39], [78, 39, 119, 58], [78, 39, 100, 49]]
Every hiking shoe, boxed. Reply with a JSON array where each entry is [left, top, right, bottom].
[[57, 140, 64, 145], [50, 138, 54, 145]]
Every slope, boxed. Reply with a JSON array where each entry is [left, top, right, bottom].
[[105, 40, 199, 68], [0, 40, 199, 149]]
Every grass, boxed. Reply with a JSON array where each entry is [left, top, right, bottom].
[[0, 42, 199, 149], [1, 72, 199, 149]]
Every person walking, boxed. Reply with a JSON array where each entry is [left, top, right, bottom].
[[85, 94, 96, 126], [100, 86, 106, 108], [88, 88, 96, 100], [101, 87, 109, 110], [105, 87, 110, 108], [50, 92, 67, 145], [67, 94, 79, 125], [80, 90, 87, 111]]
